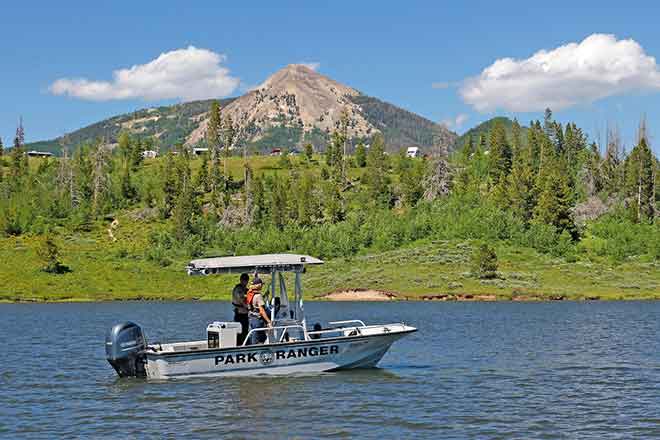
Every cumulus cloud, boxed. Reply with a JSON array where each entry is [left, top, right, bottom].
[[460, 34, 660, 112], [440, 113, 469, 130], [50, 46, 240, 102], [298, 61, 321, 71]]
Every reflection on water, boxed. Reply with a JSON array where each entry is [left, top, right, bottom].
[[1, 301, 659, 439]]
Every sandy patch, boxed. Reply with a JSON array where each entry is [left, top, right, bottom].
[[317, 289, 397, 301]]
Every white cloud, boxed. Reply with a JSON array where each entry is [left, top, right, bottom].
[[50, 46, 240, 102], [440, 113, 469, 130], [298, 61, 320, 71], [460, 34, 660, 112]]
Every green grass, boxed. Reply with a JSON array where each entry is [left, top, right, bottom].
[[1, 220, 658, 302]]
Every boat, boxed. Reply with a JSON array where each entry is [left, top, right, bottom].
[[105, 254, 417, 379]]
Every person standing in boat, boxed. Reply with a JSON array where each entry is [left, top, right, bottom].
[[246, 275, 272, 344], [232, 273, 250, 345]]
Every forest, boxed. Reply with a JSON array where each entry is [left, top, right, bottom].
[[0, 103, 658, 301]]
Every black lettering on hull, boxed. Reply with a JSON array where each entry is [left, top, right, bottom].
[[214, 344, 341, 368]]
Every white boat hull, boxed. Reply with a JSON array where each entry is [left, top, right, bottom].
[[144, 326, 416, 379]]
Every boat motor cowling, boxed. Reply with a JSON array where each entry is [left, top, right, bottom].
[[105, 321, 147, 378]]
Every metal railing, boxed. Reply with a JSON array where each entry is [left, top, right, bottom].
[[241, 324, 306, 346]]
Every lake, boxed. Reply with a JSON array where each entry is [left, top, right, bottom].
[[1, 301, 659, 439]]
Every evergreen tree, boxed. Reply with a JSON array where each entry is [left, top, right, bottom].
[[471, 243, 498, 279], [90, 141, 111, 215], [400, 159, 425, 206], [117, 131, 132, 164], [533, 164, 576, 237], [223, 115, 235, 178], [206, 101, 222, 158], [487, 120, 511, 182], [9, 121, 28, 186], [120, 163, 135, 202], [195, 153, 210, 192], [511, 119, 522, 157], [73, 145, 93, 206], [160, 152, 178, 217], [296, 171, 318, 225], [0, 136, 4, 157], [322, 178, 344, 223], [355, 142, 367, 167], [601, 128, 623, 196], [130, 137, 145, 169], [304, 143, 314, 162], [625, 136, 656, 222], [364, 134, 391, 207], [507, 146, 536, 223]]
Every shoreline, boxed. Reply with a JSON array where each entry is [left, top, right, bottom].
[[3, 290, 660, 304]]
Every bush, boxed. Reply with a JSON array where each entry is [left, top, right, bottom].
[[35, 235, 70, 274], [471, 243, 498, 279]]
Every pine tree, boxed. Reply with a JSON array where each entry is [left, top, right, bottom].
[[601, 127, 623, 196], [364, 134, 391, 207], [195, 153, 210, 192], [533, 164, 576, 237], [223, 115, 235, 178], [400, 159, 425, 206], [625, 136, 656, 222], [296, 171, 318, 225], [161, 152, 178, 217], [304, 143, 314, 162], [130, 137, 145, 169], [511, 119, 522, 157], [487, 120, 511, 183], [355, 142, 367, 167], [322, 178, 344, 223], [206, 101, 222, 159], [507, 145, 536, 223], [0, 136, 4, 157], [120, 163, 135, 202], [90, 141, 111, 215], [73, 145, 93, 206], [117, 131, 132, 164]]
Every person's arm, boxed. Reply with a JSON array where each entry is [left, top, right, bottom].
[[258, 306, 272, 326]]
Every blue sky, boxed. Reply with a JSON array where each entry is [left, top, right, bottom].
[[2, 1, 660, 153]]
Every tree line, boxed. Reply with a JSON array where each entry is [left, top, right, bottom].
[[0, 104, 657, 266]]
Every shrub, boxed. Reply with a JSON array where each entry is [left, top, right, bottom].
[[471, 243, 498, 279], [36, 235, 70, 274]]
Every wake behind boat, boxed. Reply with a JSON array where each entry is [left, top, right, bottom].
[[105, 254, 416, 379]]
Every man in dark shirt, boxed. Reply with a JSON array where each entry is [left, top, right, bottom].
[[232, 273, 250, 345]]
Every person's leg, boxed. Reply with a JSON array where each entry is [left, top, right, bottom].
[[238, 314, 249, 345]]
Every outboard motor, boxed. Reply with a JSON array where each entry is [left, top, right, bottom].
[[105, 322, 147, 378]]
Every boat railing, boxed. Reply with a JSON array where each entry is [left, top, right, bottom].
[[328, 320, 366, 327], [241, 324, 306, 346]]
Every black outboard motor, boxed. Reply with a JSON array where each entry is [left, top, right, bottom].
[[105, 322, 147, 378]]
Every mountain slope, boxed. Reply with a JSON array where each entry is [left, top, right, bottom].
[[28, 65, 457, 154]]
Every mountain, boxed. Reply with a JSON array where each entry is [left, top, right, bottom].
[[28, 64, 456, 155], [453, 117, 527, 150]]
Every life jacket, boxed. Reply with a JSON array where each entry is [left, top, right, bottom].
[[245, 289, 258, 309]]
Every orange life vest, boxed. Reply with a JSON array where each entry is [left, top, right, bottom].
[[245, 289, 257, 308]]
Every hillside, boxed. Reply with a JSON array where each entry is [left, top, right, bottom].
[[453, 116, 527, 150], [28, 65, 457, 155]]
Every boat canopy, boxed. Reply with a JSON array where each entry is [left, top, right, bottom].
[[187, 253, 323, 276]]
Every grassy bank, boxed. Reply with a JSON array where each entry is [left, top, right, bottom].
[[1, 225, 658, 302]]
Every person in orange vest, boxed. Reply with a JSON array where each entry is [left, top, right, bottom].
[[246, 275, 272, 344]]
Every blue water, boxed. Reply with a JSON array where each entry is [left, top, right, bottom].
[[1, 301, 659, 439]]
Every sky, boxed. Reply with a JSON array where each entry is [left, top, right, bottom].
[[2, 1, 660, 154]]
